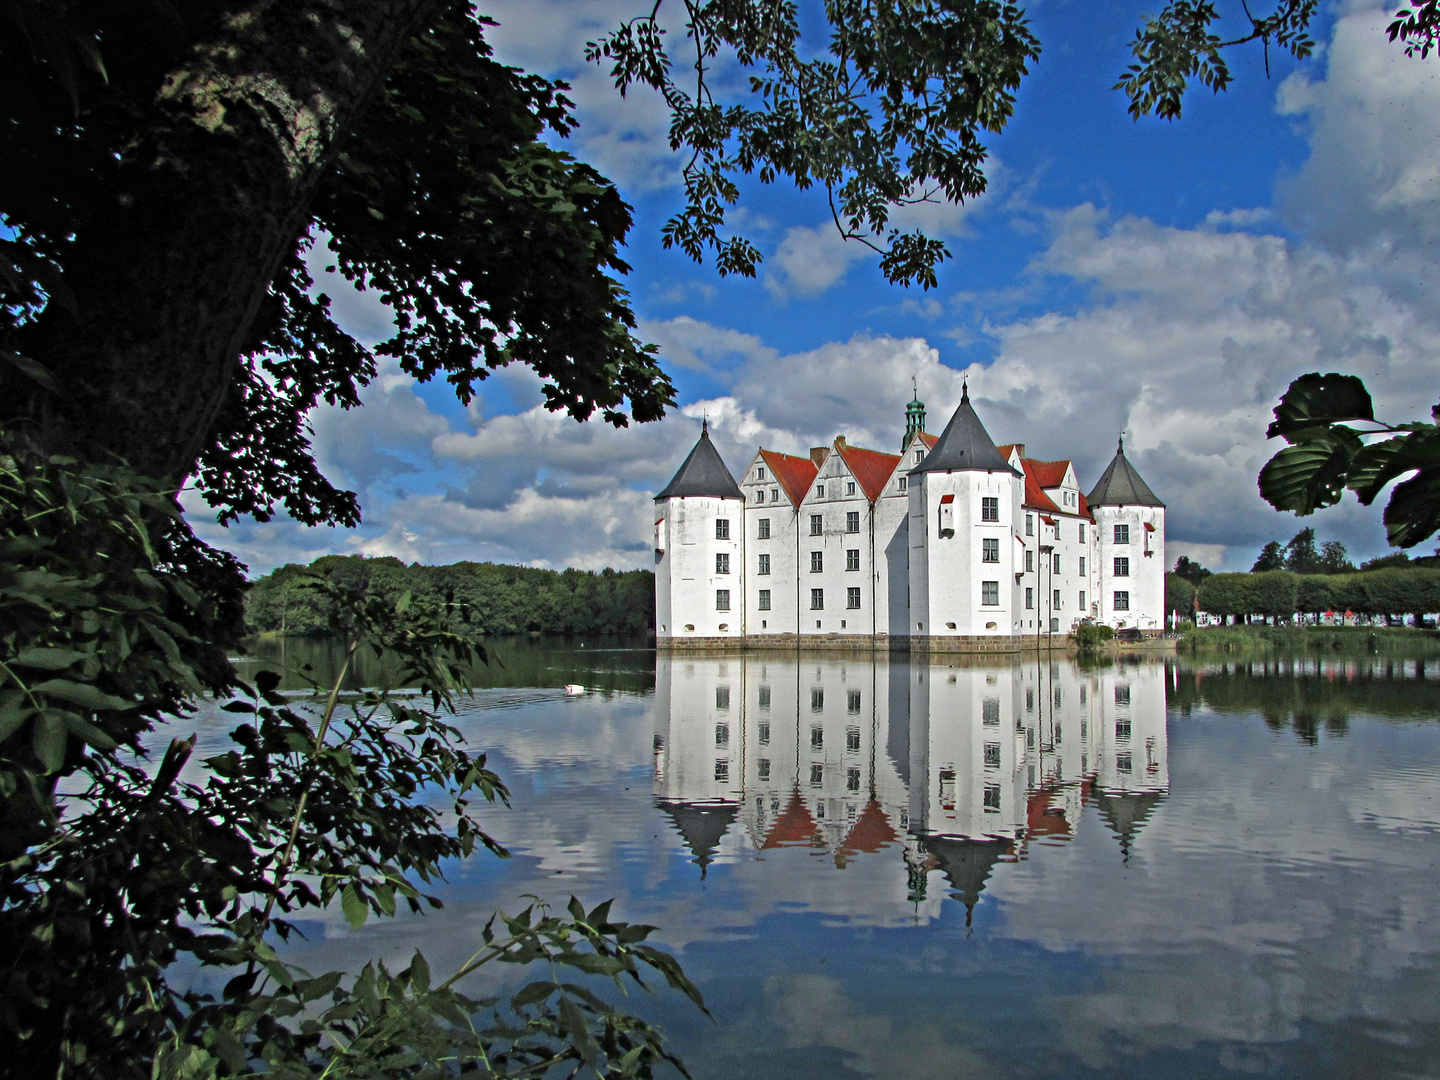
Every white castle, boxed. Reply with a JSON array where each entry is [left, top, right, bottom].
[[654, 387, 1166, 649]]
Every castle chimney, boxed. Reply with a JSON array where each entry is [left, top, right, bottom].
[[810, 447, 828, 466], [834, 436, 847, 450]]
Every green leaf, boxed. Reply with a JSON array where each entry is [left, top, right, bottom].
[[1384, 467, 1440, 549], [1348, 430, 1440, 505], [1267, 372, 1374, 439], [58, 711, 118, 751], [558, 995, 600, 1067], [31, 678, 132, 712], [511, 980, 557, 1009], [33, 711, 66, 772], [341, 884, 368, 930], [1258, 432, 1360, 515], [409, 951, 430, 992], [11, 647, 88, 671]]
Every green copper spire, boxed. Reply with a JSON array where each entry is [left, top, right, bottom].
[[904, 376, 925, 448]]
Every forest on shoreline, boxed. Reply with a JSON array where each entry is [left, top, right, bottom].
[[245, 555, 654, 638]]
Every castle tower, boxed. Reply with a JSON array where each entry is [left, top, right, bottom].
[[908, 385, 1025, 644], [654, 421, 745, 644], [1087, 436, 1166, 632], [904, 388, 926, 449]]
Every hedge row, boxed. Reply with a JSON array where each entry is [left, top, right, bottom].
[[1193, 568, 1440, 620]]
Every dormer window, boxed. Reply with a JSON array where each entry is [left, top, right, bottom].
[[915, 450, 923, 463]]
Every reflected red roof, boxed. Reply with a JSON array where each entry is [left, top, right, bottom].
[[761, 788, 822, 848], [761, 450, 819, 508], [837, 444, 902, 501], [1026, 788, 1073, 840], [840, 798, 899, 855]]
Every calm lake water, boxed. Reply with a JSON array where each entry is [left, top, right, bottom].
[[205, 641, 1440, 1079]]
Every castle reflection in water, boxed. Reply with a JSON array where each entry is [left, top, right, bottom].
[[653, 655, 1169, 919]]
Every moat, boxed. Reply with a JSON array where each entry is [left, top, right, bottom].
[[214, 641, 1440, 1079]]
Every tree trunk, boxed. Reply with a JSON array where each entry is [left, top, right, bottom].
[[21, 0, 439, 483]]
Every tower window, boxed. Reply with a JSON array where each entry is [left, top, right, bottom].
[[981, 497, 999, 522], [1079, 590, 1086, 609], [1053, 589, 1061, 608], [982, 698, 1000, 725], [1114, 524, 1130, 544], [1025, 550, 1033, 573], [1114, 557, 1130, 577], [758, 553, 770, 575], [981, 580, 999, 606], [1113, 591, 1130, 611], [810, 514, 823, 535], [716, 553, 729, 574], [982, 538, 999, 563], [846, 549, 860, 571], [1079, 523, 1086, 543], [1053, 553, 1061, 574], [847, 587, 861, 609], [811, 588, 824, 610], [1025, 587, 1033, 609], [716, 519, 730, 540], [811, 551, 823, 573], [1026, 513, 1033, 536], [1079, 556, 1086, 575], [716, 589, 730, 611], [758, 589, 771, 610]]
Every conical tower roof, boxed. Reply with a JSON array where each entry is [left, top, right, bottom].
[[918, 834, 1012, 925], [1092, 788, 1166, 864], [1087, 437, 1164, 508], [655, 421, 743, 501], [911, 384, 1021, 476]]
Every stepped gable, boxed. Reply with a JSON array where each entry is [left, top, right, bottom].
[[837, 443, 902, 501], [759, 449, 819, 507], [656, 799, 738, 878], [912, 385, 1022, 477], [1087, 437, 1165, 508], [654, 421, 743, 501]]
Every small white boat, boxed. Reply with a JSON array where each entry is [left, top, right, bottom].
[[563, 684, 586, 696]]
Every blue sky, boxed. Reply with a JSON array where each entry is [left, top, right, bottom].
[[189, 1, 1440, 576]]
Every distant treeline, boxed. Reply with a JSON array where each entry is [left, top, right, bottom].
[[1166, 567, 1440, 623], [245, 555, 654, 637]]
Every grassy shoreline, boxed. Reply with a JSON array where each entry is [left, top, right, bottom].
[[1179, 624, 1440, 654]]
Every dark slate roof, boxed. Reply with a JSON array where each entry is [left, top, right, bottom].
[[1093, 788, 1166, 864], [654, 421, 744, 501], [1086, 438, 1165, 508], [911, 385, 1022, 477], [919, 834, 1013, 925], [656, 799, 738, 878]]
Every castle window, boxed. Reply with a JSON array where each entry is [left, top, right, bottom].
[[716, 552, 729, 574], [847, 691, 861, 715], [982, 698, 1000, 725], [982, 497, 999, 522], [716, 687, 729, 710], [754, 490, 763, 503], [811, 689, 824, 712], [811, 551, 823, 573], [810, 514, 822, 535], [758, 553, 770, 575], [1114, 557, 1130, 577], [1025, 550, 1033, 573], [1026, 513, 1033, 536], [771, 489, 779, 502], [982, 538, 999, 563], [716, 519, 730, 540], [982, 580, 999, 605], [1055, 520, 1062, 540], [984, 742, 1001, 768], [1053, 553, 1061, 574], [846, 511, 860, 533], [758, 517, 771, 540], [847, 767, 861, 792], [846, 549, 860, 571], [758, 589, 771, 610], [1079, 556, 1086, 575], [816, 483, 825, 498], [1025, 587, 1033, 609], [1115, 684, 1131, 705], [1079, 590, 1087, 609], [759, 691, 771, 713], [715, 722, 729, 747], [1054, 589, 1061, 608], [983, 783, 1001, 811], [1117, 752, 1132, 774], [1113, 591, 1130, 611], [899, 476, 907, 491], [847, 587, 861, 609], [1079, 523, 1086, 543], [811, 588, 824, 610], [1114, 524, 1130, 544], [715, 759, 729, 781], [716, 589, 730, 611], [847, 481, 856, 496], [810, 763, 824, 785], [758, 758, 771, 781], [757, 466, 766, 480], [915, 450, 923, 463]]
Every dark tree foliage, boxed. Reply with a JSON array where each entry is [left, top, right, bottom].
[[1165, 572, 1196, 617], [1172, 555, 1212, 584], [246, 556, 655, 637], [1251, 541, 1285, 573], [1283, 527, 1321, 574]]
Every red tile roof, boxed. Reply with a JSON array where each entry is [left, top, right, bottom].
[[760, 450, 819, 508], [1021, 462, 1061, 513], [837, 443, 902, 502], [1026, 458, 1070, 489], [995, 443, 1021, 461], [1077, 492, 1091, 518]]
